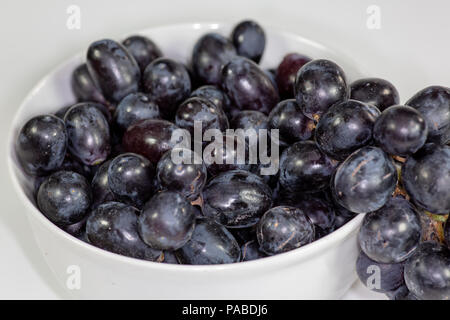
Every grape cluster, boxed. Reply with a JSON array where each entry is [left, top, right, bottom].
[[15, 20, 449, 299]]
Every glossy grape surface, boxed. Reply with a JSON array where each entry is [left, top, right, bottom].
[[86, 202, 163, 261], [16, 115, 67, 176], [190, 85, 233, 117], [71, 64, 107, 104], [402, 143, 450, 214], [122, 35, 163, 72], [332, 146, 397, 214], [257, 206, 315, 255], [192, 33, 237, 85], [276, 53, 311, 98], [204, 134, 253, 176], [91, 160, 115, 208], [156, 148, 207, 201], [284, 194, 336, 238], [201, 170, 272, 228], [356, 251, 405, 293], [231, 20, 266, 63], [176, 219, 241, 265], [64, 103, 111, 166], [268, 99, 315, 145], [221, 56, 279, 114], [406, 85, 450, 144], [175, 97, 229, 136], [279, 141, 336, 193], [404, 241, 450, 300], [315, 99, 380, 160], [373, 105, 427, 156], [114, 93, 160, 131], [231, 110, 268, 132], [87, 39, 140, 103], [358, 197, 421, 263], [231, 110, 268, 149], [350, 78, 400, 111], [108, 153, 155, 208], [142, 58, 191, 118], [122, 119, 182, 164], [37, 171, 92, 225], [294, 59, 348, 120], [139, 191, 196, 250]]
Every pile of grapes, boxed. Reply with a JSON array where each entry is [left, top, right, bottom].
[[14, 20, 449, 300]]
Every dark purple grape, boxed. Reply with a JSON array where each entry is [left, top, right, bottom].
[[204, 134, 252, 176], [241, 240, 267, 261], [58, 154, 94, 180], [86, 202, 163, 261], [190, 85, 233, 117], [192, 33, 237, 85], [294, 59, 348, 120], [358, 197, 421, 263], [257, 206, 315, 255], [356, 251, 405, 293], [61, 215, 89, 238], [402, 143, 450, 214], [91, 160, 115, 208], [86, 39, 140, 103], [71, 64, 107, 104], [350, 78, 400, 112], [406, 86, 449, 145], [114, 92, 160, 131], [284, 194, 336, 237], [265, 69, 279, 93], [231, 110, 268, 132], [138, 191, 196, 251], [37, 171, 92, 225], [122, 35, 163, 72], [268, 99, 315, 145], [142, 58, 191, 118], [64, 103, 111, 166], [201, 170, 272, 228], [404, 241, 450, 300], [56, 103, 112, 124], [221, 56, 280, 114], [231, 20, 265, 64], [279, 141, 337, 193], [315, 99, 380, 161], [16, 115, 67, 176], [108, 153, 155, 208], [332, 146, 397, 214], [122, 119, 181, 164], [175, 97, 229, 136], [231, 110, 268, 149], [156, 149, 207, 201], [176, 219, 241, 265], [373, 105, 427, 156], [276, 53, 311, 98]]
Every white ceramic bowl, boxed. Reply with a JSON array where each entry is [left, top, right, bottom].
[[7, 22, 365, 299]]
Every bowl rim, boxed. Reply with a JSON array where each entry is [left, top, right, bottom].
[[6, 21, 364, 273]]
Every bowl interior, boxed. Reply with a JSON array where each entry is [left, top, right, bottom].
[[8, 22, 365, 269]]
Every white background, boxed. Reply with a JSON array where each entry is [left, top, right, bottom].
[[0, 0, 448, 299]]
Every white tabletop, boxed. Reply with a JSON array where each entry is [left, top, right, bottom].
[[0, 0, 448, 299]]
